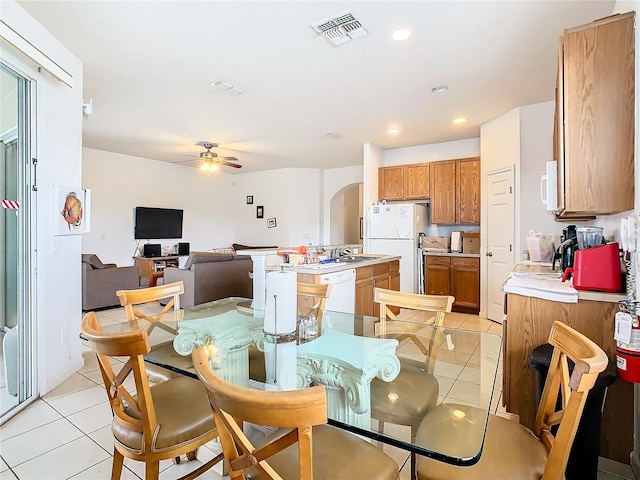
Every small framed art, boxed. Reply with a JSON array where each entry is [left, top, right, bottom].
[[246, 195, 253, 204], [267, 217, 277, 228], [256, 206, 264, 218]]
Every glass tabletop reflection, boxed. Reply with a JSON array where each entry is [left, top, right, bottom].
[[95, 297, 502, 466]]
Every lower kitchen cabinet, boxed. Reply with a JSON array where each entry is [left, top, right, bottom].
[[355, 260, 400, 316], [424, 255, 479, 313]]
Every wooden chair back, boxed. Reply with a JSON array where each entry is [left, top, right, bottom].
[[374, 287, 454, 326], [533, 321, 608, 479], [81, 312, 156, 447], [117, 281, 184, 334], [193, 346, 327, 480], [374, 288, 454, 374]]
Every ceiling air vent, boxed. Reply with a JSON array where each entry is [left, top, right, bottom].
[[312, 10, 368, 46]]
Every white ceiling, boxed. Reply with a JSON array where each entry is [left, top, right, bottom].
[[18, 1, 615, 174]]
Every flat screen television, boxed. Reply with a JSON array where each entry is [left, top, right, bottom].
[[134, 207, 183, 240]]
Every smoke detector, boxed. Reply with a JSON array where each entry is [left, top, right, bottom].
[[312, 10, 368, 46]]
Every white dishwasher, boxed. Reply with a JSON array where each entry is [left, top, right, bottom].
[[319, 268, 356, 314]]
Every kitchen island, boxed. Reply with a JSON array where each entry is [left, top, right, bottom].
[[270, 255, 401, 317], [502, 263, 632, 465]]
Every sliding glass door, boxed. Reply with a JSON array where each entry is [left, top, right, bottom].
[[0, 62, 36, 422]]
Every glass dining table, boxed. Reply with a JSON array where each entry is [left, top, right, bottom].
[[97, 297, 502, 467]]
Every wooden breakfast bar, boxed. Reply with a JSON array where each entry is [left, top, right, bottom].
[[503, 289, 634, 465]]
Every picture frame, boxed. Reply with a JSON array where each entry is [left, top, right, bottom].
[[267, 217, 277, 228], [55, 185, 90, 235], [246, 195, 253, 204], [256, 205, 264, 218]]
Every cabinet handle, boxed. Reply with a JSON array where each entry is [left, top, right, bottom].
[[486, 252, 493, 257]]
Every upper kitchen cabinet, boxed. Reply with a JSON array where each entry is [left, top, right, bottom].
[[379, 163, 430, 201], [430, 157, 480, 224], [554, 12, 634, 218], [456, 158, 481, 223]]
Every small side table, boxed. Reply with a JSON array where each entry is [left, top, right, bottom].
[[149, 271, 164, 287]]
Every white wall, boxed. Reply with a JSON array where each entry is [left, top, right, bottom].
[[384, 138, 480, 165], [83, 149, 324, 264], [2, 1, 84, 393], [322, 164, 363, 245]]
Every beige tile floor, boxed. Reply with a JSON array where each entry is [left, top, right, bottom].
[[0, 306, 633, 479]]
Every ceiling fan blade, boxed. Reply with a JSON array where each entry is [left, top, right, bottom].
[[220, 160, 242, 169], [219, 156, 238, 162]]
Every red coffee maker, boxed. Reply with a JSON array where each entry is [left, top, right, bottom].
[[561, 242, 622, 292]]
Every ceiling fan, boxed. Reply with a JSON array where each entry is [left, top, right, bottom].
[[198, 143, 242, 172]]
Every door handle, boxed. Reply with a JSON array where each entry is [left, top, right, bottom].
[[486, 252, 493, 257]]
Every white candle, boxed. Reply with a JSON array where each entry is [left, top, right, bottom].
[[263, 270, 297, 335]]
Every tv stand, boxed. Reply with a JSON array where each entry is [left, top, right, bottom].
[[135, 256, 180, 287]]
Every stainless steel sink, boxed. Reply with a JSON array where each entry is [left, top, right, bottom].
[[335, 256, 379, 263]]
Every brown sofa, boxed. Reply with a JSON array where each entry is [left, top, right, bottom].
[[162, 252, 253, 308], [82, 254, 140, 310]]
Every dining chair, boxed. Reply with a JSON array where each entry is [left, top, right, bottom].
[[415, 320, 608, 480], [192, 345, 399, 480], [371, 287, 454, 480], [116, 281, 185, 384], [248, 282, 332, 383], [81, 311, 224, 480]]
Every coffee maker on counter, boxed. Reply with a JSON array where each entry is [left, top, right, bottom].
[[552, 225, 578, 271]]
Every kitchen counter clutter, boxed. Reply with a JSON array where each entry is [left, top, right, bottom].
[[271, 254, 400, 275], [502, 261, 626, 303]]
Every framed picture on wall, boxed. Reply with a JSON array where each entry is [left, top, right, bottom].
[[246, 195, 253, 204], [55, 186, 90, 235], [256, 205, 264, 218], [267, 217, 276, 228]]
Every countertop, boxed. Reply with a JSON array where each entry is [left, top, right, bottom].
[[265, 255, 401, 275], [505, 261, 627, 303], [422, 251, 480, 258]]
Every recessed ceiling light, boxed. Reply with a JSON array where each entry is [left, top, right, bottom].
[[453, 117, 466, 124], [392, 28, 411, 41], [388, 128, 400, 134], [431, 85, 448, 93]]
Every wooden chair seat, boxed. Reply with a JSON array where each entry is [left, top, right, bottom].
[[416, 321, 608, 480], [416, 404, 548, 480], [247, 424, 399, 479], [113, 376, 215, 454], [370, 358, 440, 424]]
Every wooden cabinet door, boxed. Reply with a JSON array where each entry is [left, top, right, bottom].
[[430, 160, 456, 224], [425, 256, 451, 296], [451, 257, 480, 310], [456, 158, 480, 223], [378, 166, 404, 201], [355, 266, 374, 316], [559, 12, 634, 217], [404, 163, 430, 199]]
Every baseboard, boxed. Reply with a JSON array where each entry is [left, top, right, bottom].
[[599, 457, 634, 479]]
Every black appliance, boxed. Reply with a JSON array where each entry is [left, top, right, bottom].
[[134, 206, 183, 240], [553, 225, 578, 271], [178, 242, 190, 256], [143, 243, 162, 258]]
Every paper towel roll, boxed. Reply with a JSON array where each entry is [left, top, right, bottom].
[[264, 340, 297, 391], [264, 270, 297, 335]]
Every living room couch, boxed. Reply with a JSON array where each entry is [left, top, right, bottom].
[[82, 254, 140, 310], [162, 252, 253, 308]]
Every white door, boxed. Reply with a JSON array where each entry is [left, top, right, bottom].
[[486, 167, 515, 323]]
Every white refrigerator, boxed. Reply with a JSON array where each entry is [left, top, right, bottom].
[[367, 203, 427, 294]]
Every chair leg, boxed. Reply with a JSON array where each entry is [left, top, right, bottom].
[[410, 452, 417, 480], [186, 450, 197, 461], [111, 448, 124, 480], [145, 461, 160, 480]]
